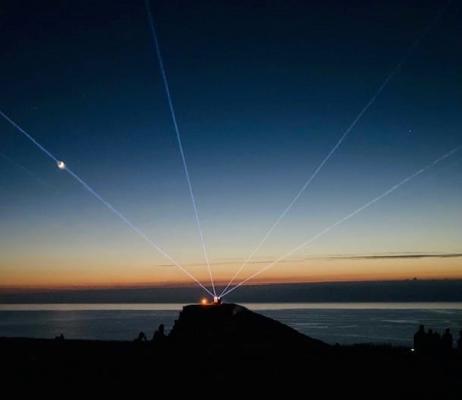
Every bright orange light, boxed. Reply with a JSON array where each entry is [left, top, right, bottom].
[[200, 298, 208, 305]]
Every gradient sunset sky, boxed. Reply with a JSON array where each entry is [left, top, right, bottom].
[[1, 0, 461, 290]]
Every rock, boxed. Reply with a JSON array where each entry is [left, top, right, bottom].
[[168, 303, 328, 354]]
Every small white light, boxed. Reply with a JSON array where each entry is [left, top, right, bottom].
[[57, 160, 66, 170]]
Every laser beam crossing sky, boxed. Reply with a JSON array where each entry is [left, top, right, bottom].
[[0, 0, 461, 291]]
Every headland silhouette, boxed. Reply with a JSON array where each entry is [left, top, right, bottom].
[[1, 303, 461, 397]]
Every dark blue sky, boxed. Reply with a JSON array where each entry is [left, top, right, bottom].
[[0, 0, 461, 288]]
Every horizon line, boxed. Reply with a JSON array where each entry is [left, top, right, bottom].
[[2, 276, 462, 293]]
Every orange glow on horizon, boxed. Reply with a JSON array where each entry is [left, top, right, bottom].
[[0, 256, 461, 290]]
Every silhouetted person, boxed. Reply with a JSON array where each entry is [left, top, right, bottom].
[[425, 329, 434, 352], [441, 328, 453, 353], [55, 333, 65, 341], [414, 325, 425, 352], [152, 324, 166, 343], [432, 330, 441, 352], [135, 331, 147, 342]]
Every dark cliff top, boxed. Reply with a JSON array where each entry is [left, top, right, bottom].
[[167, 303, 328, 351]]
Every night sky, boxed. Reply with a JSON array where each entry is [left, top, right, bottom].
[[0, 0, 461, 290]]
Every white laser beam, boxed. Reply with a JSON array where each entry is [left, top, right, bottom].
[[219, 0, 453, 297], [221, 145, 462, 297], [0, 108, 213, 296], [144, 0, 216, 296]]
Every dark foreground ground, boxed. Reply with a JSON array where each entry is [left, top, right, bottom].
[[1, 303, 461, 398]]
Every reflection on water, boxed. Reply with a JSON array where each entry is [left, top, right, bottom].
[[0, 303, 461, 345]]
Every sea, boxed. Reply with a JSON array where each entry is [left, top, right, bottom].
[[1, 302, 461, 346]]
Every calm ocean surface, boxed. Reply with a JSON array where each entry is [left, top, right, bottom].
[[1, 303, 461, 346]]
